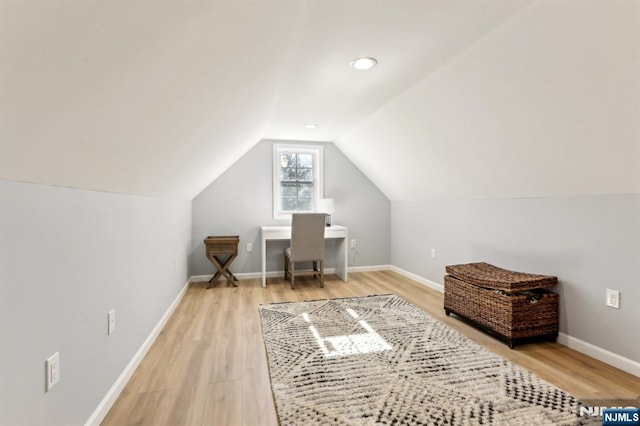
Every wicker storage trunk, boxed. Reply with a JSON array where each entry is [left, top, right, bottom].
[[444, 263, 559, 348]]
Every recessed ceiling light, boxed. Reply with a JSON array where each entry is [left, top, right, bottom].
[[304, 123, 318, 129], [351, 57, 378, 70]]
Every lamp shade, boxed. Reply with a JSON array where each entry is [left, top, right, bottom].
[[317, 198, 335, 214]]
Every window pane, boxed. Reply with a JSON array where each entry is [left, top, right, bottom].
[[281, 183, 314, 212], [280, 152, 293, 168], [297, 153, 313, 168], [282, 197, 297, 211], [281, 167, 296, 181], [297, 198, 312, 211], [296, 168, 312, 181], [298, 184, 313, 198], [282, 184, 297, 197]]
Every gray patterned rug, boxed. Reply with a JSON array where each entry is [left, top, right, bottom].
[[259, 294, 594, 425]]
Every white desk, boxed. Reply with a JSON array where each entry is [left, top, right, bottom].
[[260, 225, 348, 287]]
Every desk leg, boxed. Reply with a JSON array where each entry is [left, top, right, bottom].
[[335, 230, 348, 282], [261, 234, 267, 287]]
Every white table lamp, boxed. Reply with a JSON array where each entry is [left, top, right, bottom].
[[317, 198, 335, 227]]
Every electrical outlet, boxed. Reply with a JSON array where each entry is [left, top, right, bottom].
[[351, 239, 357, 248], [45, 352, 60, 391], [606, 289, 620, 309], [247, 243, 253, 252], [431, 248, 436, 260], [108, 309, 116, 335]]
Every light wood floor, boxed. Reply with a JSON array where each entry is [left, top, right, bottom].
[[102, 271, 640, 425]]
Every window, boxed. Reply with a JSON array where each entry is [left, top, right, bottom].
[[273, 144, 323, 220]]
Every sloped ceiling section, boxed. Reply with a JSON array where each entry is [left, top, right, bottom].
[[0, 1, 305, 199], [337, 0, 640, 201], [0, 0, 533, 199]]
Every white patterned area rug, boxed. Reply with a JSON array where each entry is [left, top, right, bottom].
[[259, 294, 596, 425]]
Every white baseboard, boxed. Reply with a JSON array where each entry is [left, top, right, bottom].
[[190, 265, 392, 283], [189, 270, 336, 282], [349, 264, 391, 273], [85, 279, 191, 426], [557, 332, 640, 378], [389, 265, 444, 293]]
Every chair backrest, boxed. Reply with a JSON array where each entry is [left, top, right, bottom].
[[290, 213, 326, 262]]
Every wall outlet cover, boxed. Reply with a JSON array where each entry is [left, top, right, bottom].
[[606, 289, 620, 309], [46, 352, 60, 391], [108, 309, 116, 335]]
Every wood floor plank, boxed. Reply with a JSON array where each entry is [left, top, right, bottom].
[[102, 271, 640, 425], [201, 381, 243, 426]]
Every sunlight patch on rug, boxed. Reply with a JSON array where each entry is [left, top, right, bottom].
[[259, 294, 596, 425], [303, 307, 393, 357]]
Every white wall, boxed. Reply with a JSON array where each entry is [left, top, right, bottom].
[[0, 180, 191, 425]]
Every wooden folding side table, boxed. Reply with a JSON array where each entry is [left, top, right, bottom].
[[204, 236, 239, 288]]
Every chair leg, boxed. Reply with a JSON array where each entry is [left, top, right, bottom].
[[291, 262, 296, 290], [312, 260, 317, 278], [284, 255, 288, 280], [319, 259, 324, 288]]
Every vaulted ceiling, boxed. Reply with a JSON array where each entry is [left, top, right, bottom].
[[1, 0, 638, 201], [1, 0, 534, 199]]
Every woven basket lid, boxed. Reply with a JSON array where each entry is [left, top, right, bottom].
[[445, 262, 558, 291]]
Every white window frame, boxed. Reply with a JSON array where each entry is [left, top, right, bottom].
[[273, 144, 323, 221]]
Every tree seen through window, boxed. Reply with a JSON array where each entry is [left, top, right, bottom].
[[280, 151, 314, 212]]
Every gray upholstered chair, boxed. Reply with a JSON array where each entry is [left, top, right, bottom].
[[284, 213, 326, 289]]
